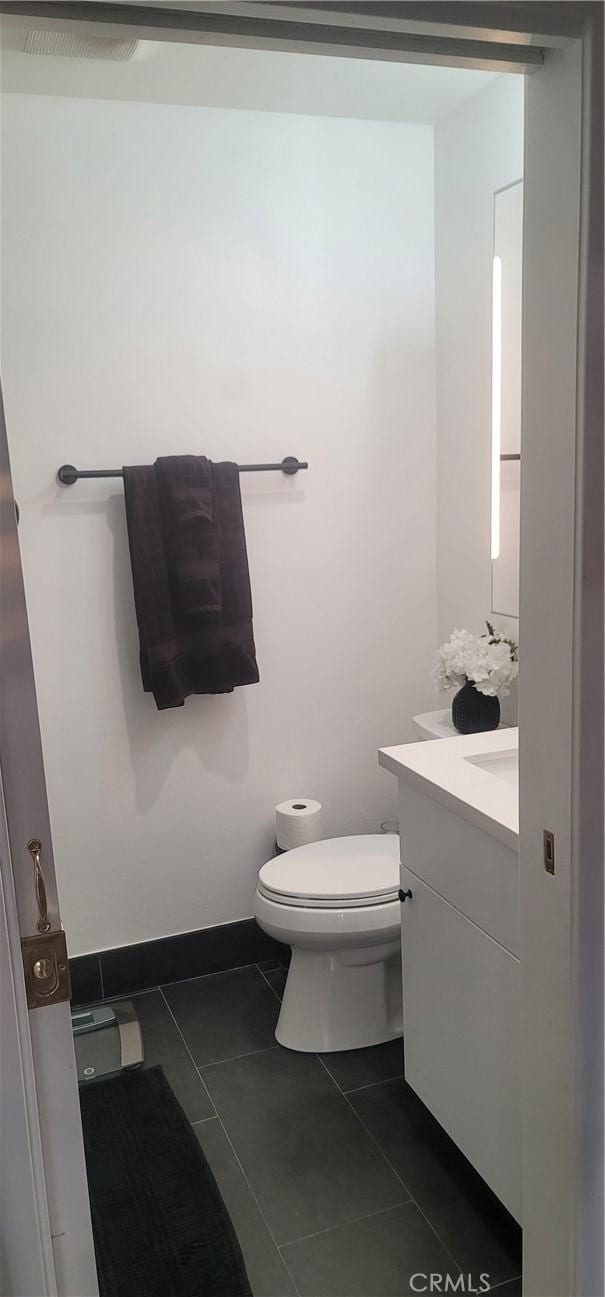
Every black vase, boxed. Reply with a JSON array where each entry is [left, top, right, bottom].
[[451, 679, 500, 735]]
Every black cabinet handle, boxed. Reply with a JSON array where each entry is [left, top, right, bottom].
[[398, 888, 413, 903]]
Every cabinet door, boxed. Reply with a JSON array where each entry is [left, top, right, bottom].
[[398, 783, 519, 955], [401, 867, 522, 1222]]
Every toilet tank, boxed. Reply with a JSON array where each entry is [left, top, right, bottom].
[[413, 709, 508, 740], [412, 709, 459, 741]]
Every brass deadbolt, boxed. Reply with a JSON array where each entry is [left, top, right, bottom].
[[21, 929, 71, 1009]]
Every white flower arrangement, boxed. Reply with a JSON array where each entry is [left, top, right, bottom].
[[434, 622, 519, 698]]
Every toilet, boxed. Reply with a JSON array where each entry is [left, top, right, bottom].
[[253, 710, 452, 1053], [254, 834, 402, 1052]]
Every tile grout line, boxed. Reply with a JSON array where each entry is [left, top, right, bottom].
[[342, 1071, 405, 1096], [315, 1053, 341, 1090], [200, 1044, 279, 1072], [158, 974, 504, 1290], [87, 964, 278, 1009], [487, 1278, 523, 1293], [158, 984, 300, 1294], [110, 985, 161, 1003], [208, 1038, 409, 1264], [208, 1108, 302, 1297], [207, 1055, 427, 1295], [158, 986, 218, 1119], [155, 978, 511, 1294], [315, 1055, 408, 1096], [315, 1057, 464, 1281], [345, 1090, 464, 1280], [314, 1056, 418, 1208], [317, 1052, 403, 1096], [190, 1116, 219, 1127], [278, 1198, 413, 1252], [97, 962, 259, 1003], [258, 964, 285, 1004], [157, 960, 262, 994], [77, 973, 161, 1012], [155, 985, 299, 1291]]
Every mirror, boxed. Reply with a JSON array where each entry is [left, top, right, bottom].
[[491, 179, 523, 621]]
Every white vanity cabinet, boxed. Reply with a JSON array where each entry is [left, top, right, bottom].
[[400, 864, 521, 1222], [379, 731, 521, 1225]]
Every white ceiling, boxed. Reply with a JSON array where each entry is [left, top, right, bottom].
[[0, 31, 499, 124]]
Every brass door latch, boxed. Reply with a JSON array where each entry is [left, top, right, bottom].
[[22, 929, 71, 1009], [21, 838, 71, 1009], [543, 829, 555, 875]]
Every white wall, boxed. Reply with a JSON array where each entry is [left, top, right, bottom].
[[0, 34, 497, 126], [1, 92, 437, 956], [434, 76, 524, 650]]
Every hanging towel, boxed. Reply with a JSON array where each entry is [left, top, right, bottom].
[[155, 455, 221, 618], [123, 458, 259, 709]]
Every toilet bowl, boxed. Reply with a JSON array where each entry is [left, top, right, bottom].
[[254, 834, 402, 1052], [255, 715, 458, 1053]]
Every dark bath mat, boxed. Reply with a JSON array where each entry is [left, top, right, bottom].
[[79, 1065, 252, 1297]]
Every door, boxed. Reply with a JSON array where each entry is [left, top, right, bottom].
[[0, 778, 54, 1297], [519, 35, 601, 1297], [0, 383, 98, 1297], [0, 7, 600, 1297]]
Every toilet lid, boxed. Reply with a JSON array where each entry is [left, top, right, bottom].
[[258, 834, 400, 908]]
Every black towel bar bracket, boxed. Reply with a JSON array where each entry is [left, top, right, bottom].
[[57, 457, 308, 486]]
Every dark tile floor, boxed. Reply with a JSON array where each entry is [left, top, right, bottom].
[[100, 962, 522, 1297]]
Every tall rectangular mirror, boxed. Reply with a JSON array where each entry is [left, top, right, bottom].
[[491, 179, 523, 621]]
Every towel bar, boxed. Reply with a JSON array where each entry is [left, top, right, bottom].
[[57, 456, 307, 485]]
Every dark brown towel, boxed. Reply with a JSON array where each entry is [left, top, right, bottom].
[[155, 455, 221, 618], [123, 458, 259, 709]]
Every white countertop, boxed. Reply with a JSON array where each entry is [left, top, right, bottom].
[[379, 727, 519, 851]]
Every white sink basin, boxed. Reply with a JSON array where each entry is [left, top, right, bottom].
[[464, 748, 518, 788]]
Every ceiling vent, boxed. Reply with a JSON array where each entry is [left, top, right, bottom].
[[22, 30, 139, 60]]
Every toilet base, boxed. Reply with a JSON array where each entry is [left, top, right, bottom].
[[275, 944, 403, 1053]]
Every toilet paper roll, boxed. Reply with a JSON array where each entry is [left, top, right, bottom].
[[275, 799, 324, 852]]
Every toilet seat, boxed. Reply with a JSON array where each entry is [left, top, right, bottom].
[[258, 834, 399, 909]]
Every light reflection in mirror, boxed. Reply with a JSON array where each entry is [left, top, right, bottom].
[[491, 180, 523, 620]]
